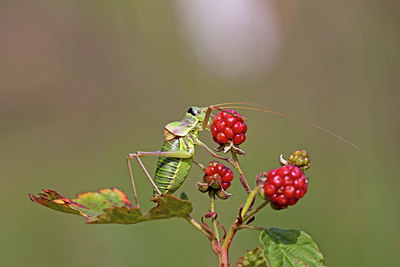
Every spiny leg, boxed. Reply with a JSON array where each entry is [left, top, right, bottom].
[[193, 160, 206, 171], [127, 152, 163, 204], [127, 151, 176, 206], [196, 139, 250, 193], [126, 155, 140, 208], [194, 139, 236, 168], [127, 149, 195, 206]]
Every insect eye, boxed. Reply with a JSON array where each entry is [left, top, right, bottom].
[[187, 107, 196, 116]]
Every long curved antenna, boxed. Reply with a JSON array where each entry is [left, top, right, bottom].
[[214, 102, 276, 111], [218, 105, 381, 168]]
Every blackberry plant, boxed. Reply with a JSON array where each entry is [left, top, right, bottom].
[[30, 104, 330, 267]]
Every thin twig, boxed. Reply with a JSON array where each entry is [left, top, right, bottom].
[[240, 186, 259, 218], [239, 224, 265, 231], [231, 151, 251, 194], [243, 200, 270, 222], [184, 215, 213, 241], [209, 192, 220, 242]]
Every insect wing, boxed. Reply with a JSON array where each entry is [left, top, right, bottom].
[[165, 114, 198, 137]]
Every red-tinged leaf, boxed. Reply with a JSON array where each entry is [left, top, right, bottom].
[[29, 189, 81, 215], [29, 188, 193, 224]]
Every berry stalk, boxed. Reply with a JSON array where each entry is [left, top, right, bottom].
[[209, 191, 220, 242], [240, 185, 259, 218], [242, 200, 270, 222], [219, 185, 264, 266], [183, 215, 214, 241], [231, 150, 251, 194]]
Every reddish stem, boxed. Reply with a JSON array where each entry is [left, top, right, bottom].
[[231, 151, 251, 194]]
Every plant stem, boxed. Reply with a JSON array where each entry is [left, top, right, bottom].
[[217, 186, 270, 266], [242, 200, 269, 222], [184, 215, 213, 241], [231, 150, 251, 194], [218, 187, 257, 266], [240, 186, 259, 218], [219, 221, 239, 267], [239, 224, 265, 231], [186, 163, 271, 266], [185, 214, 226, 265], [209, 192, 220, 242]]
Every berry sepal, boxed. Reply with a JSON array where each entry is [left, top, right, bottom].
[[196, 182, 210, 193], [196, 182, 232, 200], [256, 172, 270, 202], [214, 140, 245, 155], [215, 188, 231, 200]]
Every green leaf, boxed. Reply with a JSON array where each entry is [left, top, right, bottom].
[[237, 247, 267, 267], [29, 188, 193, 224], [260, 227, 325, 267]]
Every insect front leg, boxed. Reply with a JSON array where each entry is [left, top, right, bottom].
[[194, 139, 236, 168], [193, 160, 206, 171], [202, 105, 247, 130]]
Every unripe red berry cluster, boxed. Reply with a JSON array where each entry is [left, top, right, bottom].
[[263, 165, 308, 209], [211, 110, 247, 145], [204, 162, 234, 191]]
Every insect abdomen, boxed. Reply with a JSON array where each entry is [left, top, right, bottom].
[[154, 138, 193, 195]]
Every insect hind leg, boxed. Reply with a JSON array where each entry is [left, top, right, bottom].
[[126, 152, 163, 208]]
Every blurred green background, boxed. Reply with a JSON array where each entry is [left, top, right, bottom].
[[1, 1, 399, 266]]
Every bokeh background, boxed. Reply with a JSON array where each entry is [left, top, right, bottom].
[[1, 1, 399, 266]]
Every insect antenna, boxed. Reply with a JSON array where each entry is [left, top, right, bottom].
[[214, 102, 276, 110], [217, 104, 381, 168]]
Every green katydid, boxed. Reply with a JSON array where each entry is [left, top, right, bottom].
[[126, 105, 244, 208], [126, 102, 380, 208]]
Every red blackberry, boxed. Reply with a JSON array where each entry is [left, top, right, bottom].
[[197, 161, 234, 199], [204, 161, 234, 190], [211, 110, 247, 146], [262, 165, 308, 209]]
